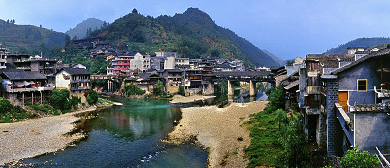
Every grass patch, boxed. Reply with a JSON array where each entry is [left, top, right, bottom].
[[98, 98, 114, 105], [244, 111, 282, 167]]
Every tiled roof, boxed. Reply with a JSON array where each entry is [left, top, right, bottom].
[[2, 71, 46, 80], [349, 103, 388, 112], [59, 68, 92, 75], [332, 48, 390, 75]]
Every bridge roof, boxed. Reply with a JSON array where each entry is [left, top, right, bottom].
[[211, 71, 271, 77]]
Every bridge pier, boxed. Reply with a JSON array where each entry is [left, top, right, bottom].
[[249, 80, 257, 97], [227, 80, 234, 96]]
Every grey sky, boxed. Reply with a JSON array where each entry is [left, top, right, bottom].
[[0, 0, 389, 60]]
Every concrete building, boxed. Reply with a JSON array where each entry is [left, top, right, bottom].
[[129, 52, 151, 72], [0, 45, 8, 69], [55, 68, 92, 95]]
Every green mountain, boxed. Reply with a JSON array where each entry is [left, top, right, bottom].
[[90, 8, 280, 67], [261, 49, 285, 66], [0, 19, 66, 53], [325, 37, 390, 54], [66, 18, 106, 39]]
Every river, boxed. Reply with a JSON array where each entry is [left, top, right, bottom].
[[21, 99, 208, 168]]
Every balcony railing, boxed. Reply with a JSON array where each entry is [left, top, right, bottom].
[[70, 79, 91, 83], [3, 85, 54, 93], [374, 86, 390, 99], [306, 86, 322, 94], [335, 103, 354, 145], [71, 86, 91, 91]]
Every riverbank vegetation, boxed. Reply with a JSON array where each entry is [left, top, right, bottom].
[[245, 86, 311, 167], [0, 97, 36, 123]]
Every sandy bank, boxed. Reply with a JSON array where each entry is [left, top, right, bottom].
[[164, 100, 268, 168], [0, 105, 110, 166], [169, 95, 216, 104]]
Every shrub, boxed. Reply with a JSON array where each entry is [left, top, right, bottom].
[[339, 148, 380, 168], [125, 82, 146, 96], [49, 89, 70, 110], [153, 80, 164, 96], [0, 97, 13, 113], [178, 85, 185, 96], [87, 89, 98, 105]]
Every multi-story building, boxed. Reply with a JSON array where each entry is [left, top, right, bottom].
[[130, 52, 150, 72], [55, 68, 92, 94], [0, 69, 53, 106], [0, 45, 8, 69], [111, 55, 133, 74]]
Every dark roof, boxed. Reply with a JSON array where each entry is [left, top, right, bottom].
[[306, 54, 355, 68], [212, 71, 271, 77], [2, 71, 46, 80], [58, 68, 92, 75], [332, 48, 390, 75]]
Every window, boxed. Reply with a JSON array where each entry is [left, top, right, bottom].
[[357, 79, 367, 91]]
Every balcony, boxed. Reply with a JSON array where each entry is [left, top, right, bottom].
[[71, 86, 91, 91], [374, 86, 390, 99], [70, 79, 91, 84], [306, 86, 322, 94], [3, 85, 54, 93]]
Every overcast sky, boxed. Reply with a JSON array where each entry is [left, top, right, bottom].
[[0, 0, 389, 60]]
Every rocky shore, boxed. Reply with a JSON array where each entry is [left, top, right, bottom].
[[164, 98, 268, 168], [0, 105, 112, 166]]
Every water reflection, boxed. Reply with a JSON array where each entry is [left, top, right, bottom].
[[21, 99, 205, 168]]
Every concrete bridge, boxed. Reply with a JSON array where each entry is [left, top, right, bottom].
[[210, 71, 274, 96]]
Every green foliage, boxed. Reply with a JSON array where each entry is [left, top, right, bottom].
[[87, 89, 99, 105], [237, 137, 243, 141], [91, 79, 107, 88], [339, 147, 380, 168], [245, 87, 310, 167], [29, 103, 59, 115], [125, 82, 146, 96], [0, 97, 35, 123], [267, 86, 285, 111], [49, 89, 71, 110], [178, 85, 185, 96], [277, 114, 311, 168], [153, 80, 165, 96], [0, 97, 13, 112], [214, 82, 227, 95]]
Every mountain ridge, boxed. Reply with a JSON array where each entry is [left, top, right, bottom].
[[325, 37, 390, 54], [90, 8, 281, 67], [66, 18, 106, 39]]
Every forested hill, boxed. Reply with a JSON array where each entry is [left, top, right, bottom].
[[90, 8, 280, 67], [0, 19, 66, 54], [325, 37, 390, 54], [66, 18, 106, 40]]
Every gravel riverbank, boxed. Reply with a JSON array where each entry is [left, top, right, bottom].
[[164, 100, 268, 168], [0, 106, 109, 166]]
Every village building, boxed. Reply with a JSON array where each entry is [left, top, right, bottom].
[[322, 48, 390, 156], [55, 68, 92, 97], [129, 52, 151, 72], [0, 45, 8, 69], [0, 69, 53, 106]]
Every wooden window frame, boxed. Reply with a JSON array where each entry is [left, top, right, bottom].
[[357, 79, 367, 92]]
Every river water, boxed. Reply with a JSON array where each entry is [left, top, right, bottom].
[[21, 99, 208, 168], [21, 92, 267, 167]]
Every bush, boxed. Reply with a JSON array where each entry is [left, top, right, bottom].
[[125, 82, 146, 96], [0, 98, 35, 123], [0, 97, 13, 113], [87, 89, 99, 105], [178, 85, 185, 96], [153, 80, 164, 96], [49, 89, 70, 110], [339, 148, 380, 168]]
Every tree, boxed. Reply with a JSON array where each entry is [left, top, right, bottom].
[[125, 82, 146, 96], [87, 90, 99, 105], [65, 34, 71, 47], [153, 80, 164, 96], [132, 8, 138, 14], [340, 148, 380, 168], [49, 89, 70, 110], [178, 85, 185, 96], [268, 86, 285, 111]]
